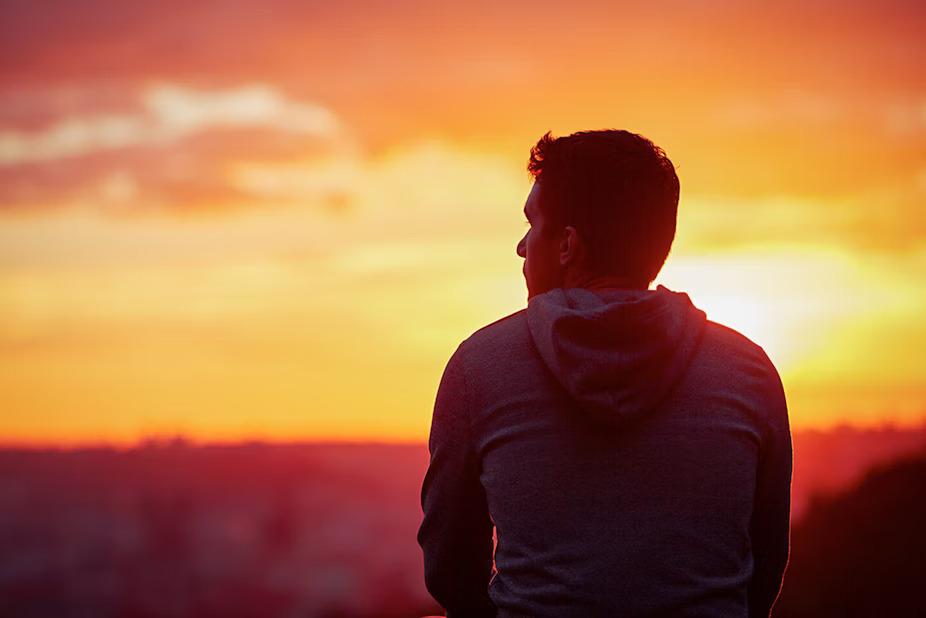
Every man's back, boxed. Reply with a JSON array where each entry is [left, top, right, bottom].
[[418, 285, 792, 617]]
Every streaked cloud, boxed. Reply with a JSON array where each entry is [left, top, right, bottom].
[[714, 91, 926, 140], [715, 92, 847, 129], [0, 84, 349, 214], [0, 84, 339, 165], [676, 184, 926, 254]]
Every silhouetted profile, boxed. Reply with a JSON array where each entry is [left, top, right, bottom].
[[418, 130, 792, 617]]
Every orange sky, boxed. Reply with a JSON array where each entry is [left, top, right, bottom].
[[1, 0, 925, 444]]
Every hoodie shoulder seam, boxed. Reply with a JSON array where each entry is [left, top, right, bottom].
[[705, 319, 769, 357], [465, 308, 527, 343]]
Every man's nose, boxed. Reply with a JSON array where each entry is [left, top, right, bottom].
[[516, 235, 526, 258]]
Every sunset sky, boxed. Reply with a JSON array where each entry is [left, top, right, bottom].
[[1, 0, 924, 444]]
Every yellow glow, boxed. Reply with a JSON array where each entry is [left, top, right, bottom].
[[2, 4, 925, 444]]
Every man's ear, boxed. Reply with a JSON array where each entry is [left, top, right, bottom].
[[559, 225, 581, 267]]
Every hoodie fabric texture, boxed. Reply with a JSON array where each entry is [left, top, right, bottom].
[[418, 285, 792, 618]]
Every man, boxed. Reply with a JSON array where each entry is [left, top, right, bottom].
[[417, 130, 792, 617]]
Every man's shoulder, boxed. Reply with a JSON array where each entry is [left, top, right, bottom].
[[458, 308, 529, 355], [703, 319, 768, 358], [700, 319, 784, 395]]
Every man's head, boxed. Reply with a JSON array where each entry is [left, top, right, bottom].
[[516, 130, 680, 299]]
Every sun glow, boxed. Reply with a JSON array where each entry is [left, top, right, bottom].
[[660, 244, 857, 369]]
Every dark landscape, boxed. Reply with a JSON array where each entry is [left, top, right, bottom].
[[1, 424, 924, 617]]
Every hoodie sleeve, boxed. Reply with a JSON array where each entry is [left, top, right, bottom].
[[747, 359, 793, 618], [417, 343, 497, 618]]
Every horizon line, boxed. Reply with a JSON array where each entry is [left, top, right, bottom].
[[3, 418, 926, 452]]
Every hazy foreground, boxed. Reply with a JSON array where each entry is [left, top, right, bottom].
[[1, 425, 924, 617]]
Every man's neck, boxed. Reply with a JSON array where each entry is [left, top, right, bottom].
[[564, 271, 649, 291]]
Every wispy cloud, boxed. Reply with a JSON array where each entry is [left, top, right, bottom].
[[0, 84, 349, 214], [714, 91, 926, 137], [0, 84, 339, 165]]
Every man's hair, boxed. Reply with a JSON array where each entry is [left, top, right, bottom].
[[528, 129, 680, 286]]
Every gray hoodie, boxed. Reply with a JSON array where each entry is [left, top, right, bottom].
[[419, 285, 792, 617]]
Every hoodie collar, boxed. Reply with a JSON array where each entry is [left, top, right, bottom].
[[526, 284, 707, 427]]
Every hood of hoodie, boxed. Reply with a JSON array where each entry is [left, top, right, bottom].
[[526, 284, 708, 426]]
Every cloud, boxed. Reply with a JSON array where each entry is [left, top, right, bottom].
[[882, 100, 926, 136], [714, 92, 847, 129], [230, 159, 362, 205], [0, 84, 339, 165], [143, 85, 339, 141], [677, 180, 926, 255], [712, 92, 926, 141], [0, 139, 527, 271], [0, 84, 351, 214]]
